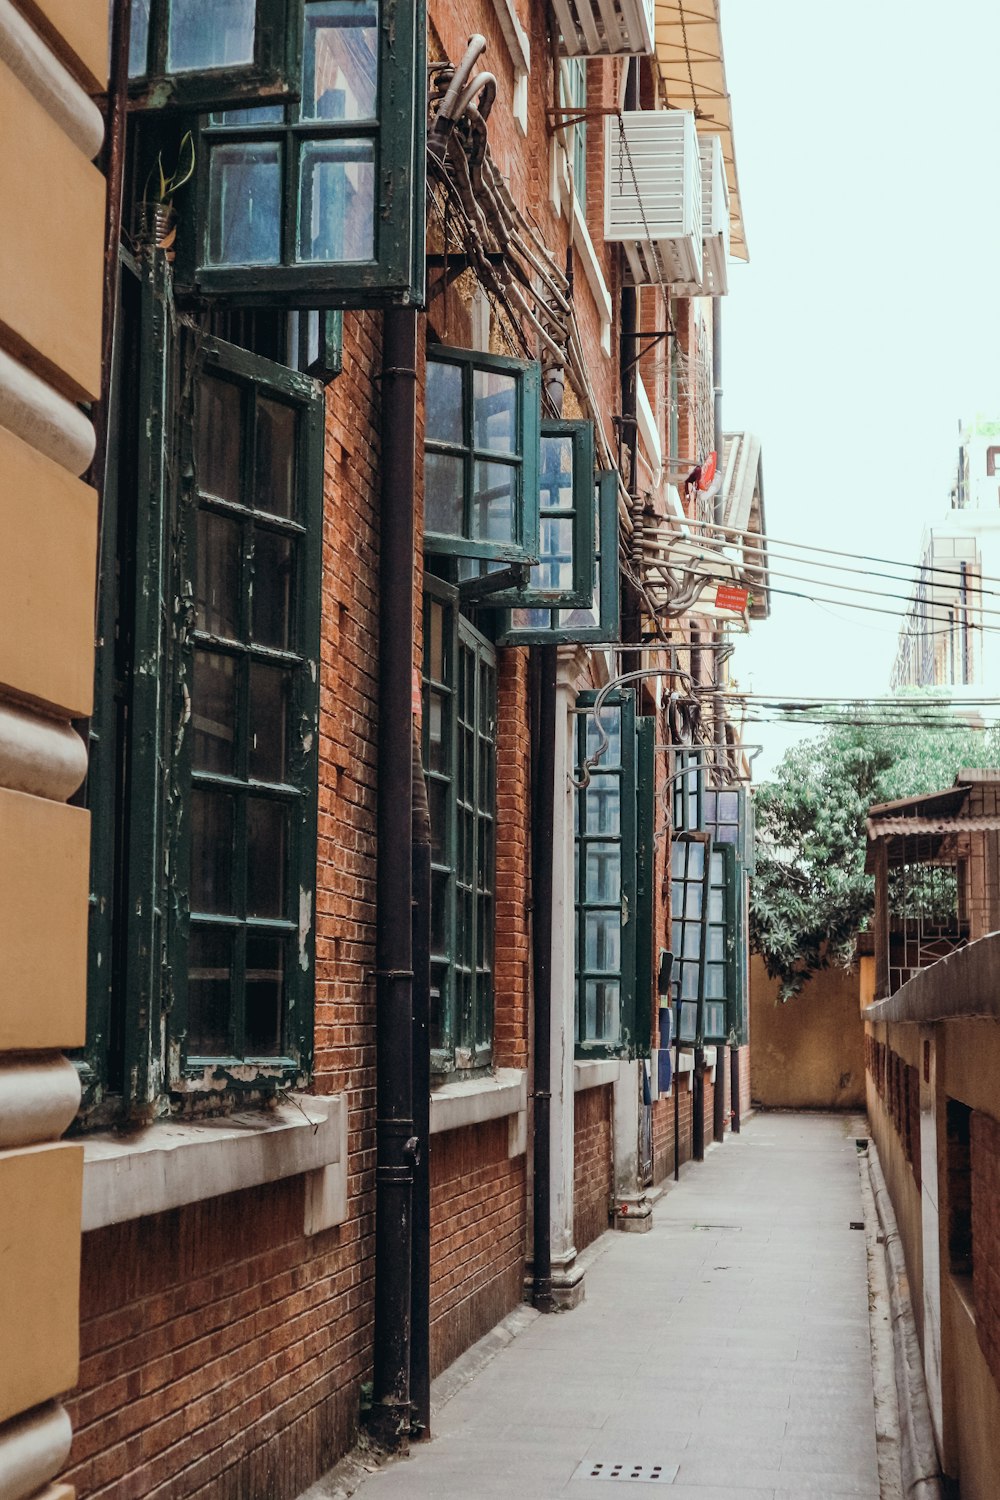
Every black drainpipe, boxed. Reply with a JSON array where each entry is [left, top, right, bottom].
[[711, 303, 726, 1147], [371, 307, 419, 1449], [619, 58, 641, 660], [530, 645, 557, 1312], [410, 729, 432, 1436]]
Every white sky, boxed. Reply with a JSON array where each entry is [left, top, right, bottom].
[[718, 0, 1000, 775]]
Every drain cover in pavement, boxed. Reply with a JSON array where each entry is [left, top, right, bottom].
[[572, 1460, 678, 1483]]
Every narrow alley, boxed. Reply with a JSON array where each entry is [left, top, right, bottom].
[[333, 1114, 882, 1500]]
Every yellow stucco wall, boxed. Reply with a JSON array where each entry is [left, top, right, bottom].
[[750, 955, 866, 1109], [0, 1143, 83, 1424], [943, 1278, 1000, 1500], [15, 0, 109, 88]]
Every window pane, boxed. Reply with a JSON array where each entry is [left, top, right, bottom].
[[192, 650, 238, 773], [208, 142, 282, 266], [246, 798, 287, 916], [252, 529, 294, 648], [190, 789, 235, 913], [585, 912, 620, 972], [197, 377, 243, 503], [428, 602, 445, 681], [686, 842, 705, 879], [540, 435, 573, 510], [303, 0, 378, 122], [425, 452, 464, 535], [245, 933, 285, 1055], [129, 0, 151, 75], [168, 0, 255, 72], [187, 927, 233, 1055], [472, 461, 516, 544], [196, 510, 242, 638], [473, 369, 516, 453], [255, 397, 297, 517], [426, 361, 463, 446], [427, 694, 447, 774], [587, 709, 620, 764], [428, 776, 448, 861], [584, 979, 620, 1042], [585, 843, 620, 902], [585, 776, 620, 835], [684, 883, 704, 920], [214, 105, 286, 125], [297, 139, 375, 262], [248, 662, 288, 782], [537, 516, 574, 590]]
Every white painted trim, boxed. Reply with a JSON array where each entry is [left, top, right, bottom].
[[637, 374, 661, 474], [0, 701, 87, 803], [487, 0, 529, 134], [429, 1067, 526, 1137], [571, 196, 612, 353], [0, 1055, 80, 1149], [0, 1402, 72, 1500], [0, 346, 95, 475], [81, 1094, 346, 1232], [573, 1058, 621, 1092], [0, 0, 104, 159]]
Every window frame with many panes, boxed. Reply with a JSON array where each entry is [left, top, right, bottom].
[[128, 0, 304, 112], [421, 579, 497, 1074]]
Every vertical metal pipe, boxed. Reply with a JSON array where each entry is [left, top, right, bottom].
[[530, 645, 557, 1312], [372, 307, 418, 1448], [959, 561, 970, 685], [730, 1046, 741, 1133], [692, 1057, 705, 1162], [410, 729, 432, 1438], [619, 58, 641, 657], [713, 1044, 725, 1143]]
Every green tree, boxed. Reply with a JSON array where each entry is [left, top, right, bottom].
[[750, 709, 1000, 999]]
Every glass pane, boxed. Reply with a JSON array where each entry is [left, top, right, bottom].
[[246, 798, 288, 916], [708, 888, 724, 922], [303, 0, 378, 122], [129, 0, 151, 75], [249, 661, 288, 782], [430, 871, 448, 955], [706, 963, 726, 999], [192, 650, 238, 773], [539, 435, 573, 510], [686, 842, 705, 880], [428, 776, 448, 862], [426, 361, 464, 446], [584, 979, 620, 1042], [682, 923, 701, 959], [472, 461, 516, 544], [585, 912, 620, 972], [297, 139, 375, 262], [585, 776, 620, 835], [424, 451, 464, 535], [473, 369, 516, 453], [245, 933, 284, 1055], [187, 926, 233, 1056], [214, 104, 286, 125], [190, 789, 235, 913], [706, 927, 725, 962], [255, 398, 297, 517], [427, 694, 447, 774], [252, 529, 294, 648], [168, 0, 255, 72], [428, 602, 445, 681], [585, 843, 620, 903], [718, 792, 740, 822], [197, 377, 243, 503], [680, 963, 699, 1000], [587, 708, 620, 765], [195, 509, 242, 639], [678, 1000, 698, 1042], [704, 1000, 726, 1038], [208, 142, 282, 266], [684, 883, 704, 920], [537, 516, 574, 591]]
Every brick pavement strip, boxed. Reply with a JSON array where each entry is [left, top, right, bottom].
[[313, 1113, 881, 1500]]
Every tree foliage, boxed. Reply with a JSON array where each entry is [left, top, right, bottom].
[[750, 708, 1000, 1000]]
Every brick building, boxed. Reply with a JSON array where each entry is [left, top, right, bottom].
[[0, 1, 768, 1496]]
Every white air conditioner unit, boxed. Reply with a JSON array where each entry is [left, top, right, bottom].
[[550, 0, 655, 56], [604, 111, 702, 289], [698, 134, 730, 296]]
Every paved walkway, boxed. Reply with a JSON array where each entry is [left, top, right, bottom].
[[354, 1112, 881, 1499]]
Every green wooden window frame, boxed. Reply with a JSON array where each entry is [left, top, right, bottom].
[[560, 57, 587, 201], [703, 843, 734, 1043], [290, 308, 344, 381], [424, 346, 541, 563], [174, 0, 425, 306], [574, 690, 647, 1059], [672, 748, 704, 833], [80, 259, 324, 1113], [128, 0, 303, 112], [422, 580, 497, 1072], [670, 833, 710, 1045], [500, 469, 620, 644]]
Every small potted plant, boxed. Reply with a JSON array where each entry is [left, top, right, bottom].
[[138, 130, 195, 256]]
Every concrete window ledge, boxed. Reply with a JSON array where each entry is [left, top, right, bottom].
[[574, 1058, 621, 1093], [429, 1068, 527, 1158], [81, 1093, 347, 1236]]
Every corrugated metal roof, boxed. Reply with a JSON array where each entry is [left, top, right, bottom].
[[866, 815, 1000, 839]]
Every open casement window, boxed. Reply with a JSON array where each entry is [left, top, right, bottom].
[[424, 346, 541, 563], [670, 833, 709, 1045], [671, 748, 704, 833], [500, 469, 620, 644], [574, 691, 649, 1059], [422, 580, 497, 1072], [172, 0, 425, 306], [81, 258, 324, 1113], [128, 0, 303, 112]]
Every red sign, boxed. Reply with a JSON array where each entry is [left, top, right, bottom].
[[698, 451, 717, 490], [715, 583, 749, 612]]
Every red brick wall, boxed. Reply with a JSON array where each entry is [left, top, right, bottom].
[[971, 1110, 1000, 1387], [494, 647, 531, 1073], [574, 1085, 613, 1250], [429, 1119, 525, 1376], [652, 1084, 693, 1183]]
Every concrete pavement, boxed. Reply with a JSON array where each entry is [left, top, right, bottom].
[[333, 1112, 883, 1499]]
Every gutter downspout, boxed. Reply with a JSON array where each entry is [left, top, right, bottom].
[[371, 307, 419, 1449], [711, 303, 726, 1146], [619, 58, 641, 658], [410, 730, 432, 1437], [530, 645, 557, 1312]]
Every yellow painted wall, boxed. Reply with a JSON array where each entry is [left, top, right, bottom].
[[0, 56, 104, 401], [0, 424, 97, 716], [942, 1273, 1000, 1498], [0, 788, 88, 1051], [0, 1143, 82, 1423], [866, 1067, 924, 1340], [14, 0, 109, 88], [750, 955, 866, 1109]]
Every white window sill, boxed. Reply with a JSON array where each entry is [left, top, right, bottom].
[[571, 197, 612, 354], [81, 1093, 347, 1236], [430, 1068, 527, 1158], [637, 373, 662, 474], [574, 1058, 621, 1092]]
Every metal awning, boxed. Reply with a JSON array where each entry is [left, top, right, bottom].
[[866, 815, 1000, 840], [653, 0, 748, 260]]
